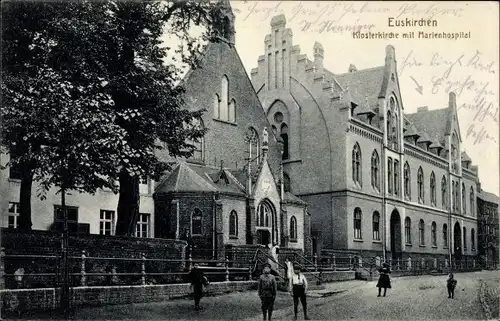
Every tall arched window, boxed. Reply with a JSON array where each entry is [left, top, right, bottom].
[[431, 222, 437, 246], [430, 172, 436, 206], [463, 227, 467, 251], [471, 228, 475, 250], [281, 123, 289, 160], [394, 160, 400, 196], [187, 118, 204, 161], [462, 183, 466, 214], [443, 223, 448, 248], [228, 99, 236, 123], [386, 111, 392, 145], [213, 93, 220, 119], [404, 162, 411, 199], [372, 212, 380, 240], [470, 187, 475, 216], [283, 172, 291, 193], [405, 217, 412, 244], [417, 167, 424, 203], [419, 219, 425, 245], [257, 201, 273, 227], [441, 176, 448, 208], [246, 127, 260, 164], [451, 132, 459, 173], [220, 75, 229, 121], [352, 143, 362, 186], [229, 210, 238, 237], [455, 182, 460, 212], [191, 209, 203, 235], [393, 113, 399, 149], [290, 216, 298, 241], [371, 150, 380, 190], [388, 158, 393, 194], [354, 208, 362, 239]]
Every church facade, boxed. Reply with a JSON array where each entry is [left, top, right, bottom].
[[250, 14, 479, 261]]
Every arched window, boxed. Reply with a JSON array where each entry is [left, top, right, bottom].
[[281, 123, 289, 160], [352, 143, 362, 186], [419, 219, 425, 245], [372, 212, 380, 240], [441, 176, 447, 208], [228, 99, 236, 123], [283, 172, 291, 193], [213, 94, 220, 119], [462, 183, 466, 214], [451, 132, 459, 172], [431, 221, 437, 246], [443, 224, 448, 247], [394, 160, 400, 196], [220, 75, 229, 121], [257, 201, 273, 227], [454, 182, 460, 212], [404, 162, 411, 199], [393, 113, 399, 149], [388, 158, 393, 194], [471, 228, 475, 250], [246, 127, 260, 164], [354, 208, 362, 239], [417, 167, 424, 203], [463, 227, 467, 251], [290, 216, 298, 241], [386, 110, 392, 144], [191, 209, 203, 235], [187, 118, 204, 161], [430, 172, 436, 206], [470, 187, 475, 216], [229, 210, 238, 237], [405, 217, 412, 244], [371, 150, 380, 190]]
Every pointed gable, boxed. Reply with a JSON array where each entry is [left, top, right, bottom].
[[155, 162, 217, 194]]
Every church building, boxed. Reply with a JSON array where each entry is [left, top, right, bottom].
[[250, 14, 479, 261]]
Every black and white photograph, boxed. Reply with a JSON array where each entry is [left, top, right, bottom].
[[0, 1, 498, 320]]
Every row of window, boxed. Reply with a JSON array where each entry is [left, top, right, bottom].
[[213, 75, 236, 123], [353, 208, 476, 250], [354, 144, 476, 216], [7, 202, 151, 238]]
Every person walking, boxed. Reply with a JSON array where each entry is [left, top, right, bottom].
[[446, 273, 457, 298], [188, 264, 208, 310], [289, 264, 309, 320], [258, 263, 277, 321], [377, 262, 392, 297]]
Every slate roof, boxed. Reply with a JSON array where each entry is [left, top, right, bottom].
[[461, 151, 472, 162], [284, 192, 306, 206], [405, 107, 450, 143], [326, 66, 385, 109], [478, 190, 500, 205]]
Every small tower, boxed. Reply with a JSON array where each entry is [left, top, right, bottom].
[[313, 42, 324, 73]]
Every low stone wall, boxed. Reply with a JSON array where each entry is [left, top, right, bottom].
[[1, 281, 257, 314]]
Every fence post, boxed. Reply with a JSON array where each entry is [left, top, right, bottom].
[[388, 257, 392, 270], [332, 255, 336, 272], [396, 258, 400, 271], [349, 254, 353, 270], [313, 254, 318, 272], [0, 247, 5, 289], [141, 253, 146, 285], [225, 256, 230, 282], [80, 250, 86, 286], [248, 263, 252, 281], [188, 246, 193, 272]]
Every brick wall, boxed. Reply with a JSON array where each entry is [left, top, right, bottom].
[[1, 229, 186, 289], [0, 281, 257, 315]]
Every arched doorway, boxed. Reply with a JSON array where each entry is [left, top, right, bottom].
[[390, 210, 402, 259], [453, 222, 462, 261], [256, 199, 278, 245]]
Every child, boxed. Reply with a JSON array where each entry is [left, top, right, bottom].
[[290, 264, 310, 320], [447, 273, 457, 298], [188, 265, 208, 310], [258, 263, 277, 321]]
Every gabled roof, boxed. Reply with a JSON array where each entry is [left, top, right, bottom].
[[478, 190, 500, 205], [417, 132, 432, 143], [284, 192, 306, 206], [429, 139, 444, 149], [461, 151, 472, 162], [405, 107, 451, 143], [326, 66, 385, 109], [404, 123, 420, 137]]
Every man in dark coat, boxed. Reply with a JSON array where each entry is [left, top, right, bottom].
[[377, 262, 392, 297], [188, 265, 207, 310]]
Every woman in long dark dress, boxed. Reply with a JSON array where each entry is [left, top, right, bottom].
[[377, 262, 391, 297]]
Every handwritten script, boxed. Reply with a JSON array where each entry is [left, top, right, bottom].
[[400, 49, 497, 146], [236, 1, 465, 34]]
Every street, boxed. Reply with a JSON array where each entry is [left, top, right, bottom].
[[30, 270, 495, 320]]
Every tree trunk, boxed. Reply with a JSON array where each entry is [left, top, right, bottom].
[[17, 168, 33, 231], [115, 170, 140, 236]]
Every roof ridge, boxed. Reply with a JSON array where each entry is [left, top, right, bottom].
[[333, 65, 385, 77]]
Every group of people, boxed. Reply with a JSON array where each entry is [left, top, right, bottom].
[[188, 259, 459, 319]]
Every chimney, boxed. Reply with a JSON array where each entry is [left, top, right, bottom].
[[417, 106, 429, 112], [449, 91, 457, 109], [385, 45, 396, 62], [313, 42, 324, 73], [348, 64, 357, 73]]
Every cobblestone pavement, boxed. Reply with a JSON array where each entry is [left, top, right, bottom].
[[479, 273, 500, 320]]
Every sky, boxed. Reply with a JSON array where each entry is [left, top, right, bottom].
[[165, 1, 500, 195]]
